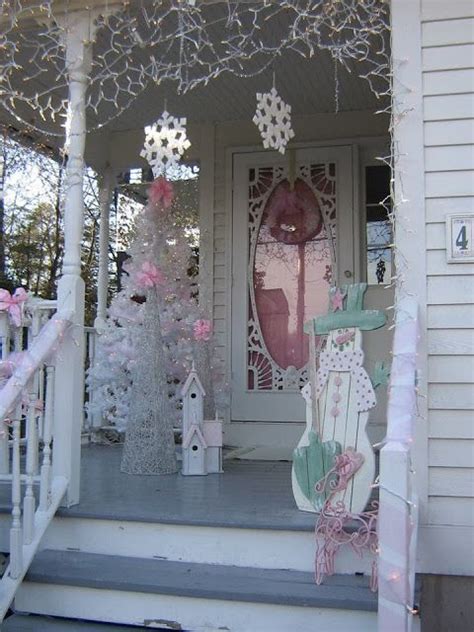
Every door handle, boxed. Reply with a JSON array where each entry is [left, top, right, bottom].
[[344, 270, 353, 279]]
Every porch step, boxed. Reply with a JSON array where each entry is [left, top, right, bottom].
[[15, 549, 378, 632], [3, 614, 147, 631], [37, 513, 374, 575]]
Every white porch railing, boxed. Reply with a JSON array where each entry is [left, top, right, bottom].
[[0, 306, 74, 619], [378, 297, 419, 632]]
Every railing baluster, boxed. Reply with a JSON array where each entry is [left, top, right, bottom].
[[23, 391, 37, 545], [39, 366, 54, 512], [36, 364, 45, 444], [0, 314, 11, 474], [85, 327, 100, 432], [9, 415, 22, 579]]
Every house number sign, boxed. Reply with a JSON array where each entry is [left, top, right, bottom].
[[446, 214, 474, 263]]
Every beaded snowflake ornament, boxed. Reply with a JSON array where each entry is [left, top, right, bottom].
[[253, 87, 295, 154], [140, 110, 191, 176]]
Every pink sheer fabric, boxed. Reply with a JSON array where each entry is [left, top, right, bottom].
[[253, 179, 331, 372]]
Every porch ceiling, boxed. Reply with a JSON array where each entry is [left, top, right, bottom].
[[0, 3, 389, 170], [96, 50, 384, 133]]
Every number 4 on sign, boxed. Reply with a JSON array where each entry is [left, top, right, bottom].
[[447, 215, 474, 263], [456, 224, 468, 251]]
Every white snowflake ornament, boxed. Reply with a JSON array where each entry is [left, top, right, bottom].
[[253, 87, 295, 155], [140, 110, 191, 176]]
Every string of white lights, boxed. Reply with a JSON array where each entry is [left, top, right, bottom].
[[0, 0, 390, 137]]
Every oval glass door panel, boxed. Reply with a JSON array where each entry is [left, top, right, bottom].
[[248, 170, 335, 391]]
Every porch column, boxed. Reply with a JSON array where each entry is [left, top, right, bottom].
[[95, 166, 115, 330], [52, 11, 94, 507]]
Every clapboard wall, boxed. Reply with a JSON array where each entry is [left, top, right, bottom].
[[421, 0, 474, 569]]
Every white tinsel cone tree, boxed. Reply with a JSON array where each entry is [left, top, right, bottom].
[[121, 177, 198, 475], [121, 287, 178, 474]]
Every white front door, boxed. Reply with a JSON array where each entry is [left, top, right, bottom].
[[231, 145, 355, 425]]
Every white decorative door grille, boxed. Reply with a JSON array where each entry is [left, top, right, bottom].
[[231, 146, 353, 424], [247, 163, 336, 392]]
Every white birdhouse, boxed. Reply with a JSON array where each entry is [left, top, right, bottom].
[[203, 412, 223, 474], [182, 424, 207, 476], [181, 365, 223, 476], [181, 363, 205, 438]]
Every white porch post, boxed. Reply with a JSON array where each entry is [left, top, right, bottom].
[[95, 167, 115, 330], [378, 1, 426, 630], [52, 11, 93, 507]]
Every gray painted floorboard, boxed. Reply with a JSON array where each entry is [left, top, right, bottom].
[[24, 549, 377, 612], [0, 445, 375, 531], [0, 445, 320, 531], [2, 614, 150, 631]]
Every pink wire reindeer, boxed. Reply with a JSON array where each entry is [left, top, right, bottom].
[[314, 447, 378, 591]]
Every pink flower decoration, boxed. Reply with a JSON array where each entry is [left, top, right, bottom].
[[135, 262, 165, 289], [0, 288, 28, 327], [193, 319, 212, 342], [148, 177, 174, 209]]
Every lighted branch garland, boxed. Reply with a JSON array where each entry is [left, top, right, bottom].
[[0, 0, 390, 137]]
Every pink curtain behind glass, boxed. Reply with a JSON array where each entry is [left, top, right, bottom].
[[253, 179, 331, 372]]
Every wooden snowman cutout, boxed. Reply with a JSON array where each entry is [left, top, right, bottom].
[[292, 283, 386, 514]]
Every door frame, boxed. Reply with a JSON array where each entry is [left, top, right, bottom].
[[229, 143, 357, 424]]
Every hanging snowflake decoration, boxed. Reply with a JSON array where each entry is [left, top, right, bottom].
[[253, 87, 295, 155], [140, 111, 191, 176]]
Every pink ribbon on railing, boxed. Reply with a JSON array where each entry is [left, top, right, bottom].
[[0, 288, 28, 327]]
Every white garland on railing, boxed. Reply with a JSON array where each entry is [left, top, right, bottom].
[[0, 309, 73, 419]]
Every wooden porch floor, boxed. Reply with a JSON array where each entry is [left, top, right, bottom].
[[56, 445, 316, 531]]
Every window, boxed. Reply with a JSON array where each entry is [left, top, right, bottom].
[[365, 165, 392, 285]]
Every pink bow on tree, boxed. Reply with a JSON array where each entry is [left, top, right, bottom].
[[135, 262, 165, 289], [0, 288, 28, 327], [193, 319, 213, 342], [148, 177, 174, 209]]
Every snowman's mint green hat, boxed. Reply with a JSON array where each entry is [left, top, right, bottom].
[[304, 283, 386, 335]]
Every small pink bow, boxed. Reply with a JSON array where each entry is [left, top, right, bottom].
[[148, 177, 174, 209], [135, 262, 165, 289], [193, 319, 212, 342], [335, 330, 355, 346], [0, 288, 28, 327], [331, 288, 346, 312]]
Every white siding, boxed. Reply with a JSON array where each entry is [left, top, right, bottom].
[[422, 1, 474, 534]]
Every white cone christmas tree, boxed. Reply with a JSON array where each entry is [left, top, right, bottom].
[[120, 178, 197, 475]]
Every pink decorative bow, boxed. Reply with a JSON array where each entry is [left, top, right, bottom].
[[193, 319, 212, 342], [335, 329, 355, 346], [0, 288, 28, 327], [135, 262, 165, 289], [148, 177, 174, 209]]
